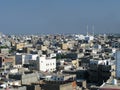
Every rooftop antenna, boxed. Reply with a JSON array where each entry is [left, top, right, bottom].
[[86, 25, 88, 36], [92, 25, 94, 36]]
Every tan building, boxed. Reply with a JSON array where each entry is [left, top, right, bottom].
[[10, 40, 16, 47], [15, 43, 25, 50], [0, 55, 15, 68], [72, 59, 79, 68], [32, 81, 78, 90], [23, 47, 33, 53], [36, 45, 47, 51], [9, 55, 16, 66], [40, 45, 47, 51], [61, 43, 68, 50]]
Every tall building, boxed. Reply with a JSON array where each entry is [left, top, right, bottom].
[[116, 51, 120, 78]]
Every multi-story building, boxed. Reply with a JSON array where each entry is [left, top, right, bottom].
[[0, 48, 9, 54], [88, 59, 116, 85], [15, 53, 38, 65], [36, 55, 56, 72], [15, 43, 25, 50], [61, 43, 68, 50], [0, 55, 15, 68]]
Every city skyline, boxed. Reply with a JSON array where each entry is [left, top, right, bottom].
[[0, 0, 120, 34]]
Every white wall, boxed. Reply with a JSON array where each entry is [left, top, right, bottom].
[[10, 68, 18, 74], [37, 55, 56, 72], [90, 59, 111, 65]]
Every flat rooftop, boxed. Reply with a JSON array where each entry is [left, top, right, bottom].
[[99, 77, 120, 89]]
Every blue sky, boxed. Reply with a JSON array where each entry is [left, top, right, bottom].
[[0, 0, 120, 34]]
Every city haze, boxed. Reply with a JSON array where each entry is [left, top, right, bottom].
[[0, 0, 120, 34]]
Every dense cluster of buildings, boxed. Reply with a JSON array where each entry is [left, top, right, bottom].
[[0, 32, 119, 90]]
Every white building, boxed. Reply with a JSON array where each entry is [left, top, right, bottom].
[[85, 35, 94, 42], [36, 55, 56, 72], [90, 59, 111, 65], [75, 34, 85, 40], [45, 74, 76, 81], [74, 34, 94, 42], [49, 53, 56, 58]]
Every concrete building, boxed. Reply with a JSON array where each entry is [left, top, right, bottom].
[[21, 72, 39, 85], [36, 55, 56, 72], [99, 77, 120, 90], [0, 86, 26, 90], [88, 59, 116, 85], [45, 74, 76, 81], [0, 48, 9, 54], [9, 72, 39, 85], [32, 81, 78, 90], [15, 53, 38, 65]]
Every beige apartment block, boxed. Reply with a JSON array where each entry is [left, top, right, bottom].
[[15, 43, 25, 50], [61, 43, 68, 50]]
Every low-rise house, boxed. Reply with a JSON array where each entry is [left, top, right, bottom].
[[0, 55, 15, 68]]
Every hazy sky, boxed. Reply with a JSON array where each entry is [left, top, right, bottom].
[[0, 0, 120, 34]]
